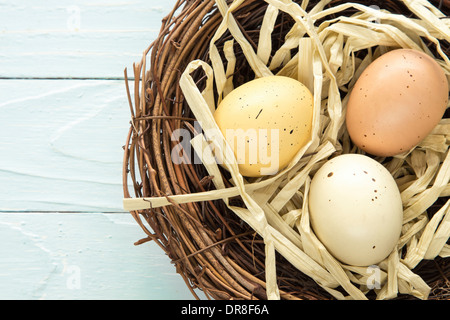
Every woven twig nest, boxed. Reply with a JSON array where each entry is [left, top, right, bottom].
[[122, 0, 450, 300]]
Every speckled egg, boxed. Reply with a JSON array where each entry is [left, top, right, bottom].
[[214, 76, 313, 177], [308, 154, 403, 267], [346, 48, 449, 157]]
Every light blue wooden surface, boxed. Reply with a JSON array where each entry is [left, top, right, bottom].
[[0, 0, 167, 78], [0, 212, 194, 300], [0, 0, 200, 300]]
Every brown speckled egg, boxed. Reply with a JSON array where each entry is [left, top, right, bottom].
[[346, 49, 449, 157]]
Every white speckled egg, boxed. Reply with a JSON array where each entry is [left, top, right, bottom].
[[214, 76, 313, 177], [308, 154, 403, 266]]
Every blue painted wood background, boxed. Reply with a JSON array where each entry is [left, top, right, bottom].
[[0, 0, 200, 299]]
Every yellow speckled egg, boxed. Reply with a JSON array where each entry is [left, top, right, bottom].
[[213, 76, 313, 177], [346, 49, 449, 157]]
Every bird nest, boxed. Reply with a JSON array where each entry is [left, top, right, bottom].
[[122, 0, 450, 300]]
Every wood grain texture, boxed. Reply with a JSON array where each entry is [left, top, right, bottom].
[[0, 0, 175, 78], [0, 79, 130, 212], [0, 212, 199, 299], [0, 0, 199, 300]]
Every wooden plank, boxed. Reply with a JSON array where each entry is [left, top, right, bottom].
[[0, 0, 177, 78], [0, 79, 132, 212], [0, 212, 199, 299], [0, 0, 205, 301]]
